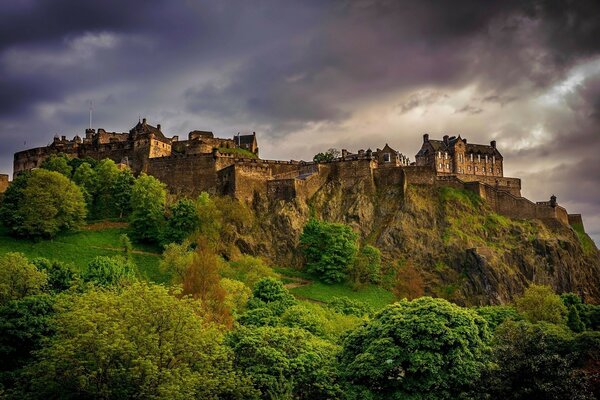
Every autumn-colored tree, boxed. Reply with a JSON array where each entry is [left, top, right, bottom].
[[182, 239, 232, 327], [392, 262, 425, 300]]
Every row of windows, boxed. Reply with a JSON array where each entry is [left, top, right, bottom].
[[437, 151, 496, 164], [441, 164, 502, 174]]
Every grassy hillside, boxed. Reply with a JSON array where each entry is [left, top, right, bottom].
[[0, 224, 166, 283]]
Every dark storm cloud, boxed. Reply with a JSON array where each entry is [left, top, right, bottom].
[[1, 0, 600, 242]]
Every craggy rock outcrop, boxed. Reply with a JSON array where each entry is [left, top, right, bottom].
[[234, 180, 600, 306]]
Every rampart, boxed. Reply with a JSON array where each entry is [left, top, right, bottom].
[[0, 174, 8, 194]]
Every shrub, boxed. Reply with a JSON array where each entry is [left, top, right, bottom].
[[31, 258, 77, 292], [82, 256, 136, 287], [516, 284, 567, 325]]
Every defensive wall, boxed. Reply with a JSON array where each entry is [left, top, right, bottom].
[[0, 174, 8, 194]]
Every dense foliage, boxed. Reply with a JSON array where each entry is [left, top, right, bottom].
[[129, 173, 167, 243], [300, 219, 358, 283], [0, 169, 86, 237], [339, 297, 491, 399]]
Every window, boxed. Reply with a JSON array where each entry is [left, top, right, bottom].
[[458, 167, 462, 173], [444, 152, 448, 159], [492, 156, 495, 164], [439, 163, 442, 169], [489, 167, 493, 173], [445, 163, 449, 169], [485, 155, 488, 163], [468, 166, 471, 172], [438, 151, 442, 158], [459, 153, 463, 162], [470, 153, 473, 161], [477, 154, 481, 162], [384, 153, 391, 162], [475, 166, 478, 172]]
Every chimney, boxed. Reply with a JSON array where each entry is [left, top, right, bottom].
[[171, 135, 178, 142], [157, 124, 161, 131], [341, 149, 348, 158], [490, 140, 496, 148], [443, 135, 449, 145], [423, 133, 429, 143], [61, 135, 66, 141], [142, 118, 147, 124]]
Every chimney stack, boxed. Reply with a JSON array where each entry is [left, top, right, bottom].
[[157, 124, 161, 130], [490, 140, 496, 148], [443, 135, 449, 145], [142, 118, 147, 124], [423, 133, 429, 143]]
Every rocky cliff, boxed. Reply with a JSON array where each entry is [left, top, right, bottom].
[[232, 178, 600, 306]]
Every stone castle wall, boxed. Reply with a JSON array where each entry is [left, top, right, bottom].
[[0, 174, 8, 194]]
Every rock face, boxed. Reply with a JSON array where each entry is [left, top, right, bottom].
[[231, 180, 600, 306]]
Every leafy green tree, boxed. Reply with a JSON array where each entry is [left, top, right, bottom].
[[31, 258, 77, 292], [487, 320, 593, 399], [111, 168, 135, 218], [221, 278, 252, 315], [227, 325, 341, 399], [328, 296, 373, 317], [82, 256, 135, 287], [0, 169, 86, 238], [0, 295, 55, 380], [67, 155, 97, 172], [313, 148, 340, 162], [339, 297, 491, 399], [21, 283, 257, 399], [349, 244, 382, 287], [93, 159, 121, 219], [0, 171, 29, 230], [72, 161, 98, 208], [516, 284, 567, 324], [567, 305, 586, 333], [0, 253, 48, 305], [162, 198, 200, 245], [160, 241, 194, 283], [299, 219, 358, 283], [476, 305, 522, 331], [248, 277, 296, 313], [195, 192, 223, 244], [40, 154, 72, 177], [221, 255, 278, 288], [129, 173, 167, 243]]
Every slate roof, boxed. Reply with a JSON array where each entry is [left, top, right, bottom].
[[130, 119, 168, 141], [417, 136, 502, 158]]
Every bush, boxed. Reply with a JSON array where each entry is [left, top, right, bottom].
[[339, 297, 491, 399], [299, 219, 358, 283], [82, 256, 136, 287], [31, 258, 77, 292], [328, 296, 373, 317], [0, 169, 86, 238], [0, 253, 48, 305], [516, 284, 567, 325], [476, 305, 522, 331], [221, 255, 278, 288]]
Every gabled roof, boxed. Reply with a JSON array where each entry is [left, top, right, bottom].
[[130, 119, 167, 141], [418, 137, 502, 158]]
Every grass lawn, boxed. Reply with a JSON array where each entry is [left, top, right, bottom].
[[276, 267, 395, 310], [0, 225, 167, 283]]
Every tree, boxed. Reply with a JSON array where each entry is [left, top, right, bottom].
[[40, 154, 72, 177], [195, 192, 223, 244], [0, 295, 55, 380], [0, 253, 48, 305], [391, 262, 424, 300], [0, 169, 86, 238], [93, 159, 121, 219], [487, 320, 593, 399], [162, 198, 200, 245], [31, 258, 77, 292], [227, 325, 341, 399], [567, 305, 586, 333], [221, 255, 278, 288], [160, 241, 194, 283], [221, 278, 252, 315], [129, 173, 167, 243], [476, 305, 522, 331], [515, 284, 567, 324], [182, 241, 232, 327], [111, 169, 135, 218], [313, 148, 340, 163], [339, 297, 491, 399], [348, 244, 381, 287], [82, 256, 135, 287], [72, 162, 98, 209], [299, 219, 358, 283], [21, 283, 257, 399]]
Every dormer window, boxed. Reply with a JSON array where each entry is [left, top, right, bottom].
[[384, 153, 391, 162]]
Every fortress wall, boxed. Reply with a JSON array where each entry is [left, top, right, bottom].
[[402, 166, 436, 185], [374, 167, 404, 187], [330, 159, 375, 189], [453, 173, 522, 196], [147, 154, 218, 195], [568, 214, 584, 228], [267, 179, 296, 201], [534, 204, 569, 225], [217, 165, 236, 197], [233, 164, 271, 202], [0, 174, 9, 193]]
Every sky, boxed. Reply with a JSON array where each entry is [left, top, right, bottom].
[[1, 0, 599, 243]]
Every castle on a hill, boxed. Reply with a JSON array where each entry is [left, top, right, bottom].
[[9, 119, 584, 230]]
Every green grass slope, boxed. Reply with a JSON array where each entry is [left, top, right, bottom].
[[0, 225, 166, 283]]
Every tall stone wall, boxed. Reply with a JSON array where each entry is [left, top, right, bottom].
[[568, 214, 584, 228], [403, 166, 437, 185], [450, 173, 521, 196], [0, 174, 9, 193], [146, 154, 219, 196]]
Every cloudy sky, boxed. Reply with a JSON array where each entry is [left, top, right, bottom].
[[1, 0, 599, 243]]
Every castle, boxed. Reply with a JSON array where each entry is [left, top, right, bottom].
[[8, 120, 585, 230]]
